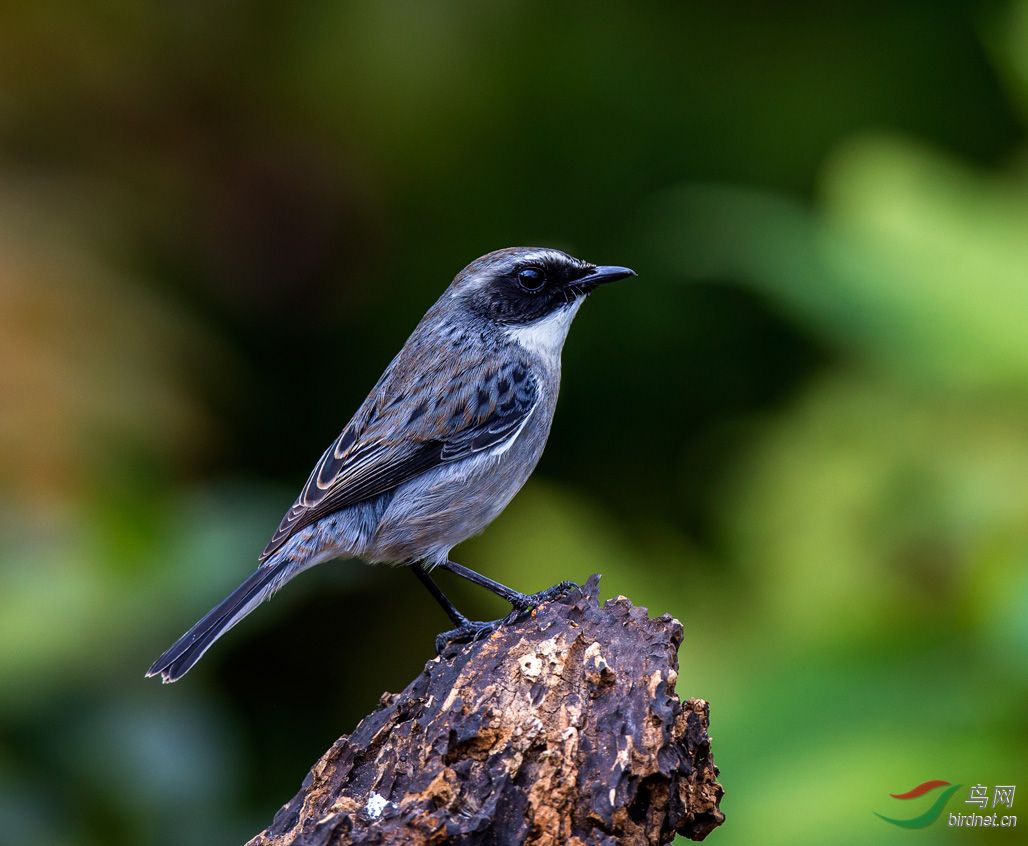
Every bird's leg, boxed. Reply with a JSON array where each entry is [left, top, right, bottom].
[[410, 561, 467, 626], [437, 559, 577, 612], [411, 562, 501, 652]]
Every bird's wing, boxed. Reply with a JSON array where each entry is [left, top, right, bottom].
[[258, 357, 539, 562]]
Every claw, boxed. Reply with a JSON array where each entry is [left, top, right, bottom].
[[434, 619, 501, 654], [433, 582, 580, 653], [511, 580, 578, 612]]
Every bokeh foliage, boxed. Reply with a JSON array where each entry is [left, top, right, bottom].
[[1, 2, 1025, 844]]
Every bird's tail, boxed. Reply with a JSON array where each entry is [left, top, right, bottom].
[[146, 562, 289, 683]]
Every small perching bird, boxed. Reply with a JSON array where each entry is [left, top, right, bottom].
[[147, 247, 635, 682]]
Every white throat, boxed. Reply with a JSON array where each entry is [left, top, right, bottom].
[[505, 298, 583, 365]]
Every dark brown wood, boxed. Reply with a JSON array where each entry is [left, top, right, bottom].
[[247, 575, 724, 845]]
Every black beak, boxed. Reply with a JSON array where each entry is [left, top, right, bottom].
[[575, 265, 637, 290]]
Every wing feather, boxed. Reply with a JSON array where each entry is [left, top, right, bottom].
[[259, 356, 538, 562]]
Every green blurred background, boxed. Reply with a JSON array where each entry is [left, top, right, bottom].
[[1, 2, 1026, 844]]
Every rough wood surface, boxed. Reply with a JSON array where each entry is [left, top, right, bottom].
[[247, 575, 724, 845]]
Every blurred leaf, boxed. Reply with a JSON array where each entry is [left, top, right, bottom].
[[987, 0, 1028, 123], [717, 374, 1028, 646], [0, 485, 280, 714], [0, 177, 223, 504], [647, 134, 1028, 391]]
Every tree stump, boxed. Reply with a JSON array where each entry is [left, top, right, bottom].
[[247, 575, 724, 845]]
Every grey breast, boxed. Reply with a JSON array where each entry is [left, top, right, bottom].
[[363, 331, 559, 566]]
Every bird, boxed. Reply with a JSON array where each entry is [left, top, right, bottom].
[[147, 246, 635, 683]]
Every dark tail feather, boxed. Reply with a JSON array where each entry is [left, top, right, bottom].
[[146, 564, 285, 683]]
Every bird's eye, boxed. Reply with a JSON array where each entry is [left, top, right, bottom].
[[516, 266, 547, 291]]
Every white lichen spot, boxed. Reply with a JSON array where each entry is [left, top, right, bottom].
[[440, 685, 461, 712], [523, 716, 545, 740], [647, 670, 664, 699], [519, 654, 543, 679], [364, 792, 389, 819], [609, 788, 617, 806], [613, 736, 634, 771], [583, 640, 615, 687], [583, 641, 608, 671]]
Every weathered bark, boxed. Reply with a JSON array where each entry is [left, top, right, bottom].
[[247, 575, 724, 845]]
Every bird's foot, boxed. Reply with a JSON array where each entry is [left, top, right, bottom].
[[434, 618, 501, 654], [510, 580, 579, 613], [433, 582, 579, 654]]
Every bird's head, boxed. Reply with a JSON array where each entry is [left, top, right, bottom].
[[446, 246, 636, 327]]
